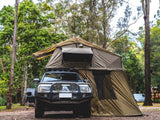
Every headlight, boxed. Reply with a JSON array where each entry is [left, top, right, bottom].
[[79, 85, 92, 93], [72, 84, 79, 93], [38, 85, 51, 93]]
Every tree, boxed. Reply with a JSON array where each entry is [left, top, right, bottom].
[[17, 0, 66, 105], [43, 0, 120, 47], [0, 0, 67, 106], [0, 6, 14, 100], [142, 0, 152, 106], [6, 0, 19, 109]]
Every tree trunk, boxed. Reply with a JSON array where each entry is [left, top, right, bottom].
[[142, 0, 152, 106], [102, 0, 107, 49], [21, 64, 28, 106], [20, 78, 24, 105], [6, 0, 19, 109], [15, 88, 19, 103]]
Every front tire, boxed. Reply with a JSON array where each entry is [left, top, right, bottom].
[[73, 101, 91, 118], [81, 101, 91, 117], [35, 99, 44, 118]]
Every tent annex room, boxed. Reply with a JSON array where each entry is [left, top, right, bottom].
[[33, 37, 142, 116]]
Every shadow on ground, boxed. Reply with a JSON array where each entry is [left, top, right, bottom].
[[43, 111, 82, 119]]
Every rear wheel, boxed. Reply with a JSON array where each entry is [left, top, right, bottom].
[[35, 99, 44, 118]]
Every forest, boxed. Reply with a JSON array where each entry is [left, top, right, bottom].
[[0, 0, 160, 106]]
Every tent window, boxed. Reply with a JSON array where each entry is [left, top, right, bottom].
[[62, 48, 93, 63], [104, 76, 117, 99], [93, 71, 116, 100]]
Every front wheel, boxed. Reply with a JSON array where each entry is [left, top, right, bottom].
[[73, 101, 91, 118], [35, 99, 44, 118], [81, 101, 91, 117]]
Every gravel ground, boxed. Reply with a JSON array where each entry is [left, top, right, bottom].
[[0, 104, 160, 120]]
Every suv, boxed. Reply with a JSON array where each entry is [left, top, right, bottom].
[[34, 69, 93, 118]]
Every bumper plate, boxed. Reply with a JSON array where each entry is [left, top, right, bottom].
[[59, 93, 72, 98]]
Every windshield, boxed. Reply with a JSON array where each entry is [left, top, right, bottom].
[[42, 72, 82, 82]]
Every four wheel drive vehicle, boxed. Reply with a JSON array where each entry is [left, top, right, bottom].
[[34, 70, 93, 118], [26, 88, 35, 103]]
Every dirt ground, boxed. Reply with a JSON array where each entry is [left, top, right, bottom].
[[0, 104, 160, 120]]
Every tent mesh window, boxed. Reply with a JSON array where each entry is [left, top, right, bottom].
[[104, 74, 117, 99], [92, 71, 117, 100], [62, 48, 93, 63]]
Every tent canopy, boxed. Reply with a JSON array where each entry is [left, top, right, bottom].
[[33, 37, 120, 60], [33, 37, 123, 70]]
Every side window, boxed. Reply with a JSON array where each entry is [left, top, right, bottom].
[[103, 74, 117, 99], [92, 71, 106, 100], [92, 71, 116, 100]]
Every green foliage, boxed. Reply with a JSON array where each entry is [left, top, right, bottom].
[[0, 0, 67, 103], [137, 18, 160, 89], [44, 0, 120, 47], [150, 23, 160, 88], [0, 96, 7, 106], [0, 6, 14, 56], [16, 0, 66, 90], [122, 50, 144, 93], [0, 103, 27, 111], [0, 73, 10, 95]]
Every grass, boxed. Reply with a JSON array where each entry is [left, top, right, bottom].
[[0, 106, 6, 111], [0, 103, 29, 112]]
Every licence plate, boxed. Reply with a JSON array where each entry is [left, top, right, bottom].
[[59, 93, 72, 98]]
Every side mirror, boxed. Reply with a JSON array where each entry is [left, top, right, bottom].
[[84, 79, 89, 83], [33, 78, 40, 83]]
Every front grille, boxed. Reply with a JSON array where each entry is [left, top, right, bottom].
[[51, 83, 79, 93]]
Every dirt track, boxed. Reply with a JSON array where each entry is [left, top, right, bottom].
[[0, 105, 160, 120]]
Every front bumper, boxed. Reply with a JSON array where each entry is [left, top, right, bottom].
[[36, 92, 93, 104]]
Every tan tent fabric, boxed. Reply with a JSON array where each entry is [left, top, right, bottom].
[[91, 48, 122, 70], [33, 37, 120, 60], [45, 46, 123, 70], [46, 48, 63, 68], [79, 70, 142, 116]]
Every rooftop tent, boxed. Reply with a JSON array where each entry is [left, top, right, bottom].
[[33, 37, 142, 116], [33, 37, 120, 62], [33, 38, 123, 70]]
